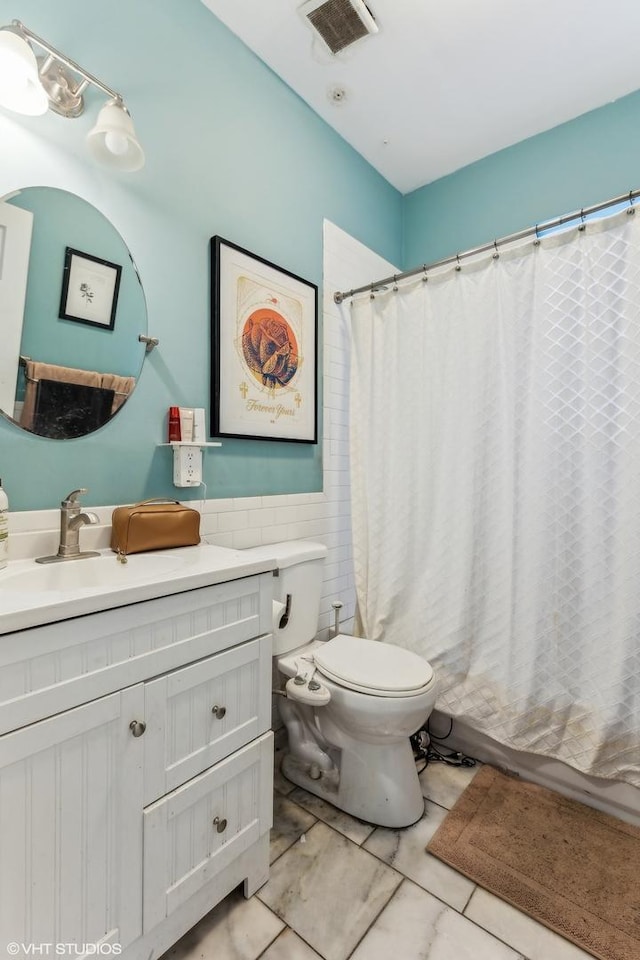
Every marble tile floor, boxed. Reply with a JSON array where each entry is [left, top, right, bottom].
[[161, 746, 595, 960]]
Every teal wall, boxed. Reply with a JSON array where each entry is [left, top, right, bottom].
[[402, 89, 640, 268], [0, 0, 402, 510]]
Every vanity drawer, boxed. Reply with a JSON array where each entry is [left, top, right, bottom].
[[143, 635, 272, 803], [142, 731, 273, 931], [0, 573, 272, 736]]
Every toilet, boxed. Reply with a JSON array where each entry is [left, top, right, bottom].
[[247, 539, 437, 828]]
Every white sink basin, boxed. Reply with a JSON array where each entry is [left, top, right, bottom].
[[0, 543, 278, 637], [0, 552, 187, 594]]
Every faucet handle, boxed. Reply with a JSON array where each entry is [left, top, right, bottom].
[[62, 488, 88, 506]]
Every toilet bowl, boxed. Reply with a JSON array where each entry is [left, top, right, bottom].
[[245, 540, 437, 828]]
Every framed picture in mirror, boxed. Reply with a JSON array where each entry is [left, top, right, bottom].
[[59, 246, 122, 330]]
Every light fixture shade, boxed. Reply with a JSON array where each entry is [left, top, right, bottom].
[[86, 99, 145, 172], [0, 28, 48, 116]]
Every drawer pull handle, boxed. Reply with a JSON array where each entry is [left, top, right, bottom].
[[213, 816, 228, 833], [212, 705, 226, 719], [129, 720, 146, 738]]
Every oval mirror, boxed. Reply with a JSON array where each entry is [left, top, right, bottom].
[[0, 186, 147, 439]]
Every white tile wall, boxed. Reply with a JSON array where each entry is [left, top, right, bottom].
[[7, 221, 396, 642], [318, 220, 398, 636]]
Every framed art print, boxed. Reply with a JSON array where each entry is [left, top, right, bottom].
[[59, 246, 122, 330], [210, 236, 318, 443]]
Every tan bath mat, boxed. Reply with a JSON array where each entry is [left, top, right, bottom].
[[427, 764, 640, 960]]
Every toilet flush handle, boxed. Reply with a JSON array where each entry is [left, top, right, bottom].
[[279, 594, 292, 628]]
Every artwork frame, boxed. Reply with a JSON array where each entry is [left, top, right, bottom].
[[210, 236, 318, 443], [59, 246, 122, 330]]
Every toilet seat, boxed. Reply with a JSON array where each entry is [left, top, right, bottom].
[[313, 634, 434, 698]]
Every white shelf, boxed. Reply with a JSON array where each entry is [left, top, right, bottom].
[[158, 442, 222, 448]]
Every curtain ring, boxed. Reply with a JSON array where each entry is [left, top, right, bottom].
[[455, 254, 462, 272], [392, 275, 399, 292], [422, 264, 428, 283], [492, 240, 500, 260], [628, 191, 635, 216], [369, 283, 375, 300], [533, 224, 540, 246], [578, 208, 586, 231]]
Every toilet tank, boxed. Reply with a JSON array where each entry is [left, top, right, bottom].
[[243, 540, 328, 655]]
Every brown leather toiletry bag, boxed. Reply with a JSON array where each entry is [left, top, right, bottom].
[[111, 499, 200, 556]]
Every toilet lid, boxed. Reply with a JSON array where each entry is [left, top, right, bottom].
[[313, 634, 434, 695]]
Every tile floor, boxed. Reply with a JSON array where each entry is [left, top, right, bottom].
[[161, 745, 595, 960]]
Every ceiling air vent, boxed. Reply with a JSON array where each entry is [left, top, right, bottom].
[[299, 0, 378, 55]]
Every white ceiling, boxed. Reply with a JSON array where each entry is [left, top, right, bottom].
[[201, 0, 640, 195]]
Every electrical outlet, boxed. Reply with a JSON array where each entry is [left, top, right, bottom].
[[173, 445, 202, 487]]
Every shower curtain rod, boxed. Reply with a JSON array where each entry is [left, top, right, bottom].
[[333, 187, 640, 305]]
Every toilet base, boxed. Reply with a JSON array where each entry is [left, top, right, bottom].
[[281, 736, 425, 828]]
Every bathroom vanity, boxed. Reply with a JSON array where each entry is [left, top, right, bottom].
[[0, 544, 276, 959]]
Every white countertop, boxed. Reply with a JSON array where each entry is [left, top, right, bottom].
[[0, 543, 278, 636]]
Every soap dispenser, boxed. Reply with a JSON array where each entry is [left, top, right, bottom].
[[0, 479, 8, 570]]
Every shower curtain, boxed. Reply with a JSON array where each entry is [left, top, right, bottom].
[[350, 208, 640, 786]]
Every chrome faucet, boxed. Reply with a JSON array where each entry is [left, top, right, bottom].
[[36, 488, 100, 564]]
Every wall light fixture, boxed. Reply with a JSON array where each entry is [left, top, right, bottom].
[[0, 20, 145, 172]]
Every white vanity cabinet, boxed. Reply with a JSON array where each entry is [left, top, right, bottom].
[[0, 568, 274, 960], [0, 684, 145, 952]]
